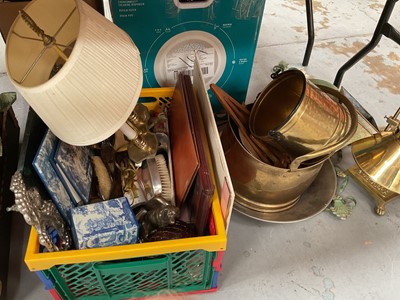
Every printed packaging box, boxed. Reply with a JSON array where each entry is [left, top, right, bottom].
[[110, 0, 266, 112]]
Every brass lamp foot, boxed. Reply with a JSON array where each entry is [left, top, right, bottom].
[[347, 164, 399, 216], [375, 206, 385, 216]]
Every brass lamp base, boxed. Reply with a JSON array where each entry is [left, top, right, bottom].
[[347, 164, 399, 215]]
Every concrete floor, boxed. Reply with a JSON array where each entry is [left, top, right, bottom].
[[2, 0, 400, 299]]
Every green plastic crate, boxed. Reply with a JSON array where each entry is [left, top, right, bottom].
[[25, 86, 230, 299], [44, 249, 217, 299]]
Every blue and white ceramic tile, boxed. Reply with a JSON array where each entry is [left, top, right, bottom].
[[52, 141, 93, 205], [32, 129, 74, 225], [52, 147, 84, 206], [71, 197, 139, 249]]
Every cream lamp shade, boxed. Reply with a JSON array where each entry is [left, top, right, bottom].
[[5, 0, 143, 146]]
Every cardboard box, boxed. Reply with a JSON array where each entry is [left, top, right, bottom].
[[110, 0, 266, 113]]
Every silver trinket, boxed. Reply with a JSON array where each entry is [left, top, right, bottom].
[[7, 171, 72, 251]]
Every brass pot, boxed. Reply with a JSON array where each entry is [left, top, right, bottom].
[[221, 119, 324, 212], [221, 82, 358, 213], [249, 70, 352, 157]]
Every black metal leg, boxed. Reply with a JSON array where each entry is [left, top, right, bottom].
[[302, 0, 314, 66], [334, 0, 399, 87]]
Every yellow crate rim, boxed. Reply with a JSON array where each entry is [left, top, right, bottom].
[[25, 87, 227, 271]]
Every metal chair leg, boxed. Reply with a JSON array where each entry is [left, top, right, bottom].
[[302, 0, 314, 66], [334, 0, 399, 87]]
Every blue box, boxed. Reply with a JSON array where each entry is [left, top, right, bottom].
[[110, 0, 266, 112], [71, 197, 139, 249]]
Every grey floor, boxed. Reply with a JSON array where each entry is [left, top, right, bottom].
[[2, 0, 400, 299]]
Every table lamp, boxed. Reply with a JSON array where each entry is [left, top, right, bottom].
[[5, 0, 143, 147], [348, 107, 400, 215]]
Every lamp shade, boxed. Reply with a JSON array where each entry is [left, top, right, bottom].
[[352, 131, 400, 194], [5, 0, 142, 146]]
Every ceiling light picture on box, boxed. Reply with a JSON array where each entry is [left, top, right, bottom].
[[5, 0, 154, 163], [110, 0, 267, 113]]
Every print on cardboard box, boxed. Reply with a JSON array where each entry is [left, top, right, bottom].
[[111, 0, 266, 112]]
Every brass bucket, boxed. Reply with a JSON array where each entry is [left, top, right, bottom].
[[221, 84, 358, 213], [221, 120, 323, 212], [249, 70, 351, 157]]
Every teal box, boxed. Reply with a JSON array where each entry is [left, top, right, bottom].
[[110, 0, 266, 112]]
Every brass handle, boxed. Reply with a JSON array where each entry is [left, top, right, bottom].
[[289, 85, 358, 170]]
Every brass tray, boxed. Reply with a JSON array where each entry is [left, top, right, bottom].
[[233, 159, 337, 223]]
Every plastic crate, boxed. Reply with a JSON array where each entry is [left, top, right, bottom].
[[25, 87, 228, 299], [42, 250, 219, 299]]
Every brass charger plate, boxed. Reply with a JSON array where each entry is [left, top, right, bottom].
[[233, 159, 337, 223]]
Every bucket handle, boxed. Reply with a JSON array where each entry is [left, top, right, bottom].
[[289, 85, 358, 171]]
